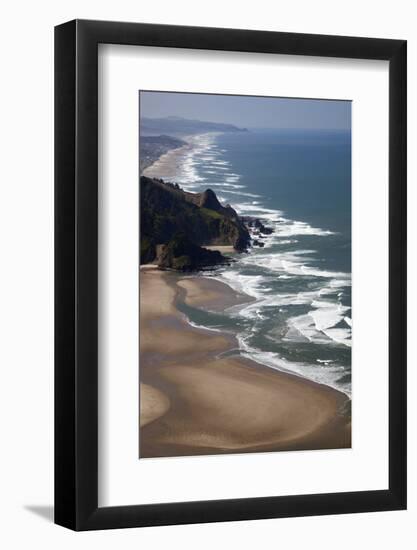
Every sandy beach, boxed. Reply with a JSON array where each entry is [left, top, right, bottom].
[[142, 133, 220, 181], [177, 276, 253, 312], [142, 143, 191, 179], [139, 269, 351, 458]]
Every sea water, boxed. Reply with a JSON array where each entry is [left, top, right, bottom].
[[160, 129, 351, 396]]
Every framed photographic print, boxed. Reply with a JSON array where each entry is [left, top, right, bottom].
[[55, 20, 407, 530]]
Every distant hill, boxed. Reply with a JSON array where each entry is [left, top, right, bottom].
[[140, 116, 248, 137], [140, 176, 250, 270]]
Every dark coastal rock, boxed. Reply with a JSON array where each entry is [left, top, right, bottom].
[[259, 226, 273, 235], [242, 216, 274, 236], [183, 188, 239, 220], [194, 188, 222, 210], [157, 233, 228, 271], [252, 239, 265, 248], [254, 218, 274, 234], [140, 176, 250, 268]]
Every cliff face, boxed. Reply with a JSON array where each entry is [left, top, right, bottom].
[[140, 176, 250, 269], [157, 233, 227, 271]]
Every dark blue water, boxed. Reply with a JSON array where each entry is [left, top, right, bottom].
[[212, 130, 351, 270], [155, 129, 352, 395]]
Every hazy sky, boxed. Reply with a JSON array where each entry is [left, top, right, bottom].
[[140, 91, 351, 130]]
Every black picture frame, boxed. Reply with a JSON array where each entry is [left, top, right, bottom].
[[55, 19, 407, 531]]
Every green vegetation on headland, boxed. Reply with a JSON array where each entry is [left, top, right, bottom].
[[157, 232, 226, 271], [140, 176, 251, 271]]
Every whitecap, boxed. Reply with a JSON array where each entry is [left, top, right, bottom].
[[237, 334, 351, 397]]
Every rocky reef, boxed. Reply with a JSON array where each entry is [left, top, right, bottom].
[[242, 216, 274, 235]]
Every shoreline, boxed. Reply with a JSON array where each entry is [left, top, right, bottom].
[[142, 143, 191, 179], [139, 268, 351, 458], [176, 275, 254, 312], [141, 132, 218, 181]]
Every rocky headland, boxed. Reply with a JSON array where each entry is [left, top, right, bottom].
[[140, 176, 254, 270]]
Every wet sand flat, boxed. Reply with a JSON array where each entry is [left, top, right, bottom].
[[139, 269, 351, 458]]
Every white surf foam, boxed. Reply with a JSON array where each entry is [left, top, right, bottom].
[[214, 271, 265, 301], [285, 297, 351, 348], [151, 132, 352, 394], [237, 333, 351, 396]]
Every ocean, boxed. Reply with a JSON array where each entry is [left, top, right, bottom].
[[152, 129, 352, 396]]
